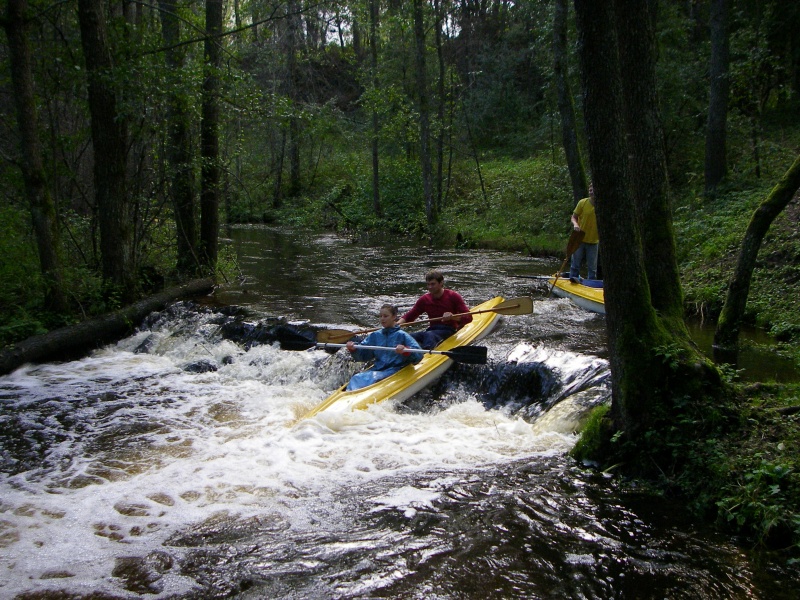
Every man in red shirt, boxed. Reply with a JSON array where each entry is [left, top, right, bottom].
[[397, 270, 472, 349]]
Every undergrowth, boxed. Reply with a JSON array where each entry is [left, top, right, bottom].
[[712, 383, 800, 554]]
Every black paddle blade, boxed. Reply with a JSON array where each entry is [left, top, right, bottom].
[[276, 326, 317, 351], [444, 346, 488, 364]]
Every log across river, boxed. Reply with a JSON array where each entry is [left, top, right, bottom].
[[0, 226, 796, 598]]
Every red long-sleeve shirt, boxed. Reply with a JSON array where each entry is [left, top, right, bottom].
[[401, 289, 472, 329]]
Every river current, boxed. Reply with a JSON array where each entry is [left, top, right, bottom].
[[0, 225, 795, 598]]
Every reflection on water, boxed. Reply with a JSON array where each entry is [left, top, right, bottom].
[[0, 226, 797, 598], [686, 319, 800, 383]]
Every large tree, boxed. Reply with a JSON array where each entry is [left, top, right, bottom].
[[199, 0, 223, 272], [704, 0, 730, 194], [77, 0, 134, 298], [573, 0, 729, 471], [413, 0, 435, 230], [158, 0, 199, 277], [4, 0, 67, 312], [553, 0, 588, 203], [615, 0, 684, 323]]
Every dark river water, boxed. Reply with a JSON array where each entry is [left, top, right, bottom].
[[0, 225, 797, 599]]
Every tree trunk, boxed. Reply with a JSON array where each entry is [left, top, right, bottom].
[[615, 0, 684, 323], [714, 155, 800, 347], [434, 0, 446, 213], [369, 0, 382, 217], [413, 0, 436, 230], [287, 0, 302, 198], [200, 0, 222, 272], [77, 0, 133, 298], [574, 0, 727, 469], [704, 0, 730, 194], [158, 0, 198, 277], [5, 0, 67, 313], [553, 0, 588, 203], [574, 0, 655, 431], [0, 278, 215, 376], [273, 129, 286, 209]]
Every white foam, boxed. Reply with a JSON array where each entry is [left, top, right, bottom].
[[0, 327, 599, 597]]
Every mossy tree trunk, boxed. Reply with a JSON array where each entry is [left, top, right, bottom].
[[574, 0, 729, 472], [714, 155, 800, 348], [615, 0, 684, 325]]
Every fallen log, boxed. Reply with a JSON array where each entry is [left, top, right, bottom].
[[0, 278, 216, 376]]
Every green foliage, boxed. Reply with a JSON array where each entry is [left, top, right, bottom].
[[271, 154, 427, 235], [653, 342, 687, 371], [717, 456, 799, 546], [673, 169, 800, 349], [655, 2, 711, 185], [216, 243, 242, 285], [439, 157, 573, 251], [710, 385, 800, 552], [0, 206, 49, 345], [0, 206, 42, 307]]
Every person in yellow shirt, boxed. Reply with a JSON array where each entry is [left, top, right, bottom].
[[569, 183, 599, 281]]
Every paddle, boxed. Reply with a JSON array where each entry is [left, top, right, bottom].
[[548, 229, 585, 297], [316, 296, 533, 344], [278, 335, 488, 365]]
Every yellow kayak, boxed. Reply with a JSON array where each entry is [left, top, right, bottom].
[[548, 277, 605, 314], [300, 297, 505, 419]]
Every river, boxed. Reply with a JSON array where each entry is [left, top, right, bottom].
[[0, 225, 796, 599]]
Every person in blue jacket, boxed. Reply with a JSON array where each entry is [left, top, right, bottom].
[[345, 304, 423, 391]]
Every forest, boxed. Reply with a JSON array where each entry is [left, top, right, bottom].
[[2, 0, 800, 555]]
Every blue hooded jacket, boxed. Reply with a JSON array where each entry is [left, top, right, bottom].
[[346, 326, 423, 391]]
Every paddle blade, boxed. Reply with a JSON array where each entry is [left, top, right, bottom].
[[276, 327, 317, 351], [491, 296, 533, 315], [444, 346, 488, 364], [317, 328, 357, 343], [565, 229, 585, 258]]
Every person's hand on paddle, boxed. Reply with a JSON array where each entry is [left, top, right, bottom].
[[396, 344, 410, 355], [346, 340, 357, 353]]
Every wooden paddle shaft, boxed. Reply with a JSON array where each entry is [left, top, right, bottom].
[[319, 297, 531, 343], [548, 230, 585, 297]]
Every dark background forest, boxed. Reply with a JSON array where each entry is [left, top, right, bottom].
[[2, 0, 798, 345]]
